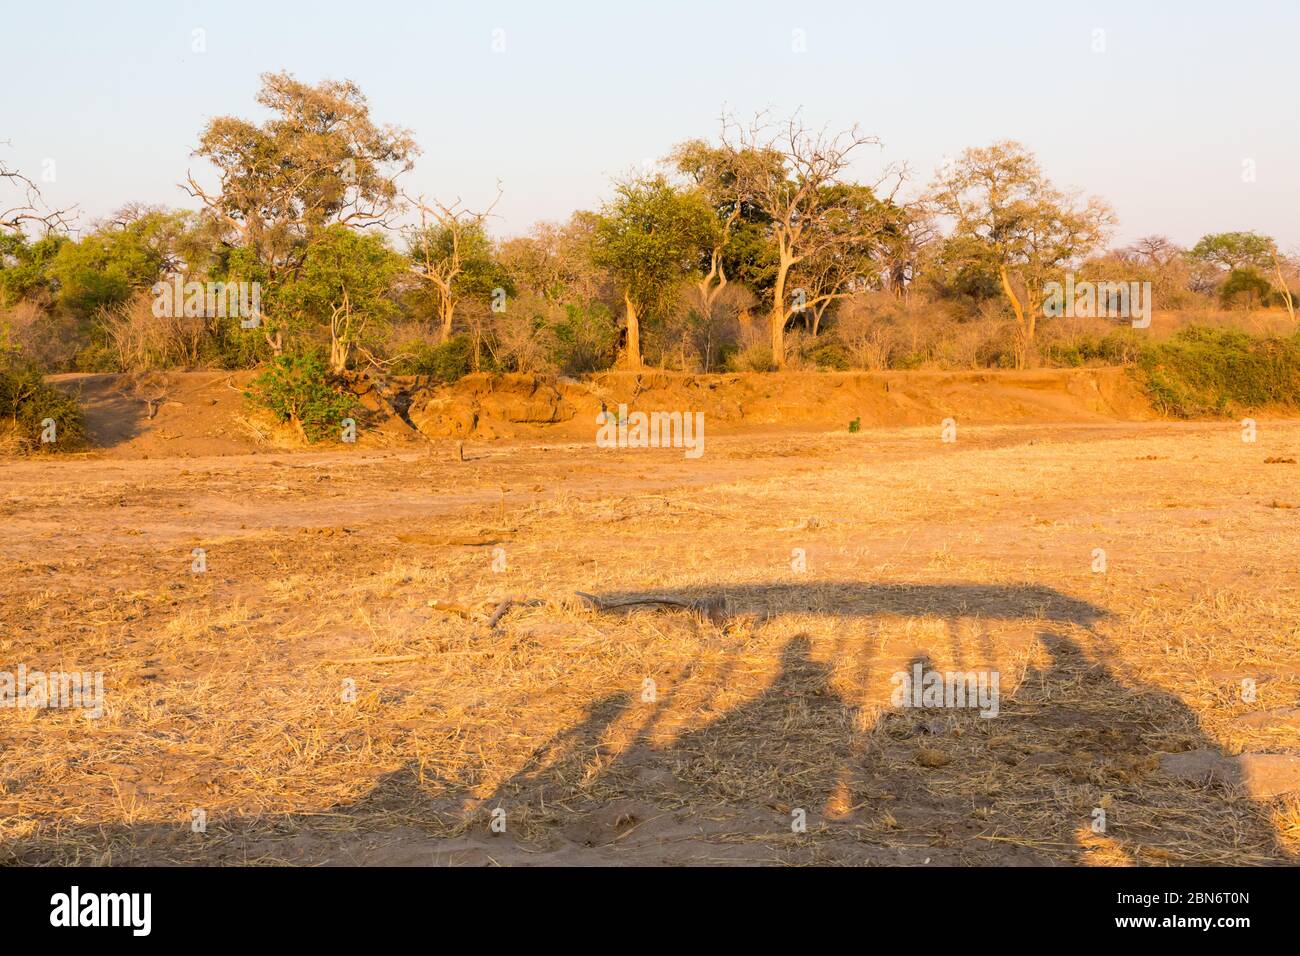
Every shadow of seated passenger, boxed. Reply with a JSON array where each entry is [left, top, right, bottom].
[[485, 631, 1290, 864], [5, 591, 1289, 865]]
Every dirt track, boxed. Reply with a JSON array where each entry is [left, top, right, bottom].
[[2, 375, 1299, 865]]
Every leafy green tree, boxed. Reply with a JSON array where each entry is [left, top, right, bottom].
[[277, 225, 406, 372], [47, 220, 169, 316], [0, 232, 66, 306], [1219, 268, 1272, 309], [1189, 232, 1276, 272], [184, 72, 417, 354], [590, 175, 717, 368]]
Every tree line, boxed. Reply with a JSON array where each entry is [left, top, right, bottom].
[[2, 72, 1297, 385]]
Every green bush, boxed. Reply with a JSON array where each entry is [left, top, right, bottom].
[[550, 302, 617, 375], [390, 334, 475, 382], [893, 352, 926, 370], [1219, 268, 1271, 309], [245, 351, 355, 442], [808, 341, 851, 371], [197, 323, 271, 370], [1041, 328, 1144, 367], [71, 342, 120, 373], [1135, 326, 1300, 417], [0, 357, 85, 452]]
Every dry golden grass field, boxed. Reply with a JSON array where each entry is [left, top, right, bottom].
[[2, 385, 1299, 865]]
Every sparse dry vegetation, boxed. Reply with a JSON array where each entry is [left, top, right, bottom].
[[1, 419, 1297, 865]]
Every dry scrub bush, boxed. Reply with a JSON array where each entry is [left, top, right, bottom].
[[833, 295, 900, 370], [824, 293, 1017, 370], [488, 293, 559, 375], [100, 292, 208, 372], [726, 309, 776, 371], [649, 282, 753, 372], [1, 299, 84, 370], [1164, 307, 1299, 338]]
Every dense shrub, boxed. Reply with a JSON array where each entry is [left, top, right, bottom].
[[727, 343, 774, 372], [390, 334, 476, 382], [245, 351, 355, 442], [806, 339, 851, 371], [1040, 327, 1144, 367], [549, 302, 618, 375], [1135, 326, 1300, 416], [0, 357, 85, 452], [1219, 268, 1271, 309]]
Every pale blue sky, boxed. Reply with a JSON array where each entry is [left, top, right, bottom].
[[6, 0, 1298, 248]]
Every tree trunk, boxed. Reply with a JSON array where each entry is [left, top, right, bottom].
[[264, 327, 283, 357], [624, 293, 642, 369], [1276, 258, 1296, 322], [812, 302, 828, 337], [330, 337, 348, 375], [439, 295, 455, 343], [998, 265, 1029, 370], [769, 253, 792, 369]]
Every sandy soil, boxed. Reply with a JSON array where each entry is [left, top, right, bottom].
[[44, 366, 1155, 458], [2, 375, 1298, 865]]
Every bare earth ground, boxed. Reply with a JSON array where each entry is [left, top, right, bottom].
[[2, 401, 1299, 864]]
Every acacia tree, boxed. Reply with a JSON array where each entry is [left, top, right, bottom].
[[718, 115, 899, 367], [1188, 231, 1276, 272], [405, 186, 505, 343], [1189, 232, 1282, 313], [181, 72, 416, 353], [589, 174, 717, 369], [928, 141, 1112, 367]]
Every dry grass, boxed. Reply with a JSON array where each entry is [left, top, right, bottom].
[[1, 420, 1297, 865]]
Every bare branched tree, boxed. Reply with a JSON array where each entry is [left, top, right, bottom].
[[719, 113, 902, 367], [1125, 235, 1181, 268], [405, 184, 503, 343], [0, 142, 77, 233]]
